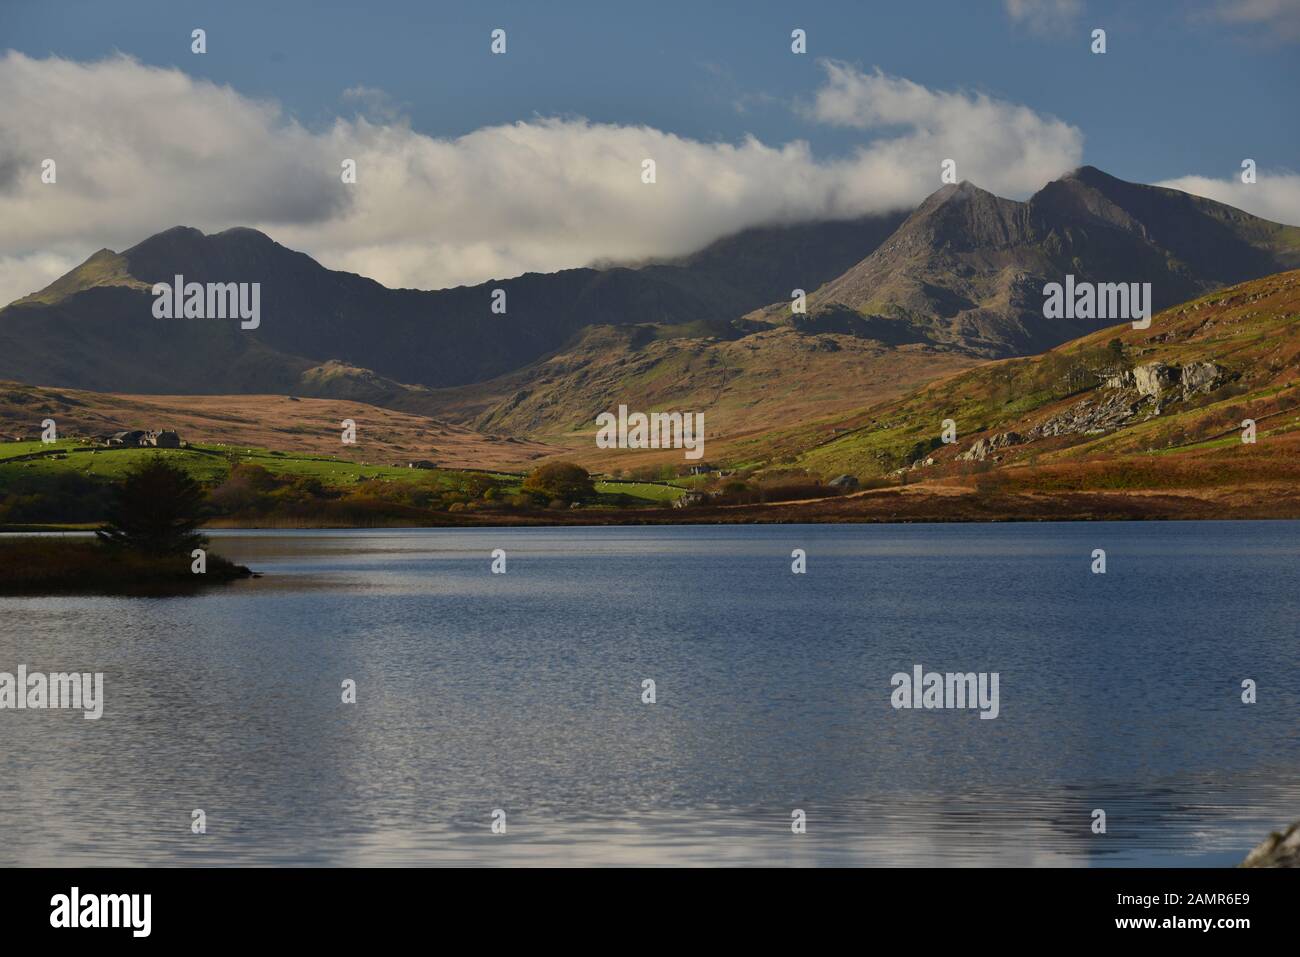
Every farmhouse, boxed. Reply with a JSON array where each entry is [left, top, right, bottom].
[[101, 429, 183, 448]]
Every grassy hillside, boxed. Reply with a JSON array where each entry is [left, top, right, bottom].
[[790, 269, 1300, 492]]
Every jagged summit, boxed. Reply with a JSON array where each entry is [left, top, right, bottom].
[[119, 225, 298, 284], [749, 167, 1300, 358], [1059, 164, 1122, 185], [899, 180, 1030, 250]]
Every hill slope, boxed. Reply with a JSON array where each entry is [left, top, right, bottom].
[[0, 382, 557, 470], [789, 269, 1300, 491]]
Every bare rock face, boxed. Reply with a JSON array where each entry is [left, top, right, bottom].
[[957, 431, 1023, 462], [1180, 360, 1224, 397], [1241, 821, 1300, 867], [1103, 360, 1224, 400], [1133, 362, 1176, 398], [1029, 390, 1143, 439]]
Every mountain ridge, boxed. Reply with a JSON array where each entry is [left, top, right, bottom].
[[3, 167, 1299, 441], [745, 165, 1300, 358]]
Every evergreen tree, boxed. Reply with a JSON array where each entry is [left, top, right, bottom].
[[97, 456, 208, 555]]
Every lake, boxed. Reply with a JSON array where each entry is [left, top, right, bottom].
[[1, 521, 1297, 866]]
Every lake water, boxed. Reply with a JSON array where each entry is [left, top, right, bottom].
[[1, 522, 1298, 867]]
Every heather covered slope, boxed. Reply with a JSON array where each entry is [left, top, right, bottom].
[[0, 382, 557, 470], [787, 269, 1300, 498]]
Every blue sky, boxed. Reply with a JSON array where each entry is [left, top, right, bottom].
[[1, 0, 1298, 300]]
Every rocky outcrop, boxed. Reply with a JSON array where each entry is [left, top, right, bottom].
[[957, 431, 1023, 462], [1241, 820, 1300, 867], [1180, 360, 1224, 396], [1104, 361, 1225, 400], [1133, 362, 1177, 398], [1028, 390, 1144, 439], [969, 358, 1228, 449]]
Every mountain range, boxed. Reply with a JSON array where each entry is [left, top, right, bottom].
[[3, 166, 1299, 462]]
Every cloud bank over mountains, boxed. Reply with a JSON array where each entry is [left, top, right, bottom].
[[0, 52, 1087, 304], [0, 50, 1292, 308]]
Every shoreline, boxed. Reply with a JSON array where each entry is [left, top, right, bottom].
[[6, 499, 1300, 533]]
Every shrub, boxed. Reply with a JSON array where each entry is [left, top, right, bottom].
[[521, 461, 596, 505]]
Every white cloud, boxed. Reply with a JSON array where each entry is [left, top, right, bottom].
[[1205, 0, 1300, 40], [0, 252, 80, 311], [1155, 171, 1300, 226], [0, 53, 1084, 305], [805, 62, 1084, 201], [1003, 0, 1083, 34]]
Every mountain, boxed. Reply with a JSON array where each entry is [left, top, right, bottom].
[[2, 167, 1298, 459], [0, 212, 906, 397], [745, 166, 1300, 357]]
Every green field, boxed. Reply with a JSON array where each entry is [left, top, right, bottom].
[[0, 439, 687, 508]]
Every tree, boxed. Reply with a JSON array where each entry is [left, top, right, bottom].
[[521, 461, 596, 505], [96, 456, 208, 555]]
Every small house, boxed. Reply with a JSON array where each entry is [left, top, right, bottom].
[[145, 430, 181, 448], [105, 430, 147, 447]]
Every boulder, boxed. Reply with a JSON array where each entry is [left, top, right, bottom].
[[1133, 362, 1176, 398], [957, 431, 1023, 462], [1180, 360, 1223, 396], [1241, 820, 1300, 867]]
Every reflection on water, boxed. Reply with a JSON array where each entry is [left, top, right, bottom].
[[1, 522, 1298, 866]]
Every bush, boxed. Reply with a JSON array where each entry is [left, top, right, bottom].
[[521, 461, 596, 505]]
